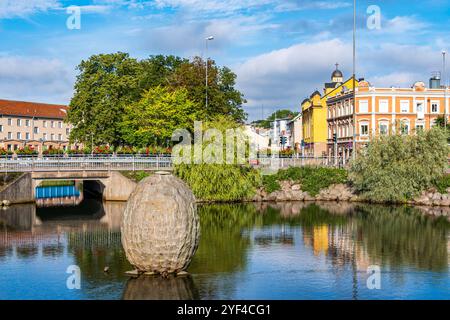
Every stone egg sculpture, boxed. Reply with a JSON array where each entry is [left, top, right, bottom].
[[121, 173, 200, 275]]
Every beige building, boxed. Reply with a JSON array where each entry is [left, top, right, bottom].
[[0, 99, 74, 153], [327, 79, 450, 160]]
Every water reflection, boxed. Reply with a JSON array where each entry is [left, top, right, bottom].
[[123, 276, 199, 300], [0, 200, 448, 299]]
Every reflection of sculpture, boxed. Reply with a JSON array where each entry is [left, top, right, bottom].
[[123, 275, 199, 300], [121, 173, 200, 275]]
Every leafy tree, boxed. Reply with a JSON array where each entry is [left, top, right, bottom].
[[170, 57, 247, 122], [67, 52, 142, 147], [138, 55, 187, 89], [349, 127, 449, 202], [120, 86, 203, 147], [252, 109, 299, 128]]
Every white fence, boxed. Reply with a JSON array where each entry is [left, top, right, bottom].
[[0, 156, 345, 173], [0, 156, 173, 172]]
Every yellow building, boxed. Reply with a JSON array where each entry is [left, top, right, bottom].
[[301, 65, 358, 157]]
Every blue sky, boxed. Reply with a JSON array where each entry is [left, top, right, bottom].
[[0, 0, 450, 121]]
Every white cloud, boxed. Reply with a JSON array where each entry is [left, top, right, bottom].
[[0, 56, 74, 104], [235, 39, 446, 120], [236, 39, 352, 118], [0, 0, 61, 18]]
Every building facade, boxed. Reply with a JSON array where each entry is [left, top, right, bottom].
[[271, 118, 291, 151], [327, 79, 450, 160], [0, 99, 74, 153], [301, 65, 358, 157], [287, 113, 302, 153]]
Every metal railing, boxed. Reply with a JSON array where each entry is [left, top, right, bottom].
[[0, 156, 173, 172], [0, 155, 346, 173]]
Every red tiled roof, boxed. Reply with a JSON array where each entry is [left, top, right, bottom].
[[0, 99, 68, 119]]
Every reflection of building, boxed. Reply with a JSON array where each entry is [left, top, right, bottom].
[[312, 225, 329, 256], [301, 65, 358, 157], [0, 99, 75, 153], [327, 77, 450, 160]]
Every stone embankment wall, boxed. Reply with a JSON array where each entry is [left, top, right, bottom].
[[250, 180, 450, 209], [0, 173, 34, 204]]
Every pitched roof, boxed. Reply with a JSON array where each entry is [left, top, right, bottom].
[[0, 99, 68, 119]]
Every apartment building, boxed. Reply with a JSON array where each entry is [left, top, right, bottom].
[[0, 99, 74, 152], [327, 79, 449, 160], [301, 65, 358, 157]]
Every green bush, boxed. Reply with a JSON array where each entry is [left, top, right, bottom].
[[262, 166, 347, 196], [174, 164, 261, 202], [349, 128, 449, 202], [262, 175, 281, 193], [433, 175, 450, 194]]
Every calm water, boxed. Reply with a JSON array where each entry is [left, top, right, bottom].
[[0, 199, 449, 300]]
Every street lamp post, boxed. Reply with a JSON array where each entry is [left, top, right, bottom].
[[352, 0, 357, 161], [443, 50, 447, 129], [205, 36, 214, 110]]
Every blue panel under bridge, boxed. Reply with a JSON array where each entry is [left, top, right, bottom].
[[35, 185, 81, 199]]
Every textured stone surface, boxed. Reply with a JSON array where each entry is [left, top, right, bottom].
[[121, 174, 200, 274]]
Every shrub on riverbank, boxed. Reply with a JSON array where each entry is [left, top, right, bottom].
[[120, 171, 151, 182], [174, 164, 261, 202], [349, 128, 448, 203], [262, 166, 347, 196]]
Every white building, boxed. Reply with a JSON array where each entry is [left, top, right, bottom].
[[244, 125, 270, 151]]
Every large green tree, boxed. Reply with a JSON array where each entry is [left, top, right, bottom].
[[120, 86, 203, 147], [67, 52, 142, 147], [67, 53, 247, 147], [170, 57, 247, 122]]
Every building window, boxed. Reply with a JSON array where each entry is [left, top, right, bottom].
[[43, 120, 47, 128], [26, 119, 30, 127], [43, 133, 47, 141], [26, 132, 30, 140], [400, 121, 410, 135], [416, 124, 425, 133], [360, 122, 369, 136], [416, 102, 425, 119], [58, 121, 62, 128], [7, 132, 12, 139], [359, 100, 369, 113], [400, 100, 410, 113], [431, 102, 439, 113], [379, 100, 389, 113], [7, 118, 11, 126], [17, 132, 21, 140], [0, 125, 3, 132], [66, 128, 70, 135], [51, 121, 54, 128], [34, 127, 39, 134], [51, 133, 55, 141], [379, 122, 389, 135], [17, 119, 22, 126], [58, 134, 62, 141]]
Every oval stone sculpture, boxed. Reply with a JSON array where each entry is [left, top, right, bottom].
[[121, 173, 200, 275]]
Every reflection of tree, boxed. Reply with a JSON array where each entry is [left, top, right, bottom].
[[68, 230, 131, 283], [189, 204, 260, 274], [123, 276, 199, 300], [353, 205, 449, 272], [16, 245, 39, 258]]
